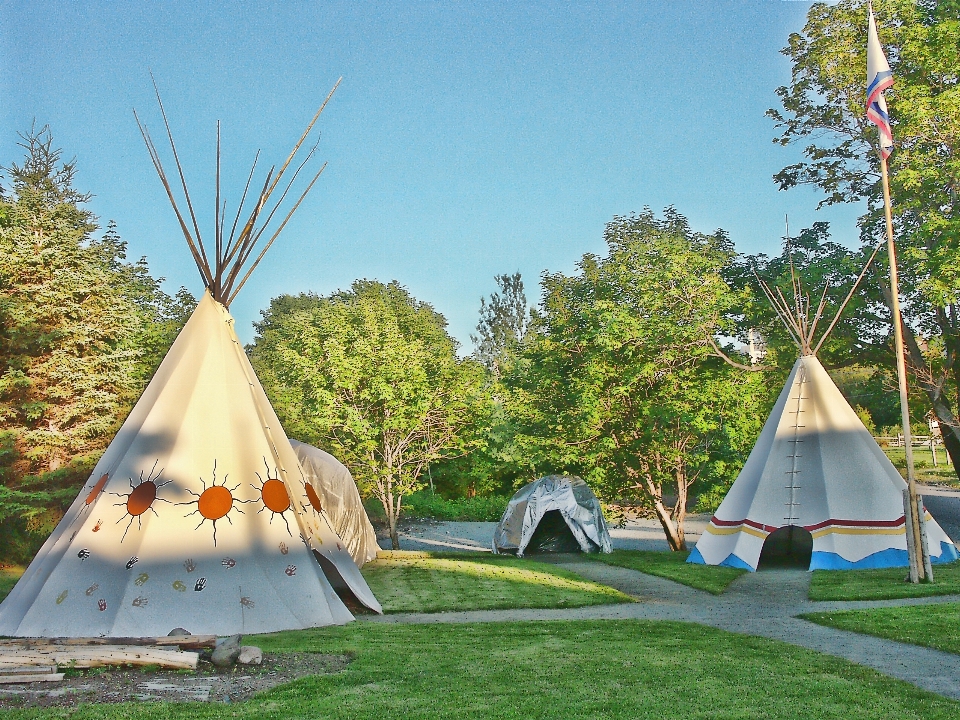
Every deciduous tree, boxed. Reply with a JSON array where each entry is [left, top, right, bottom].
[[250, 280, 486, 549]]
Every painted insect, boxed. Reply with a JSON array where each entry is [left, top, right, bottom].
[[77, 549, 91, 561], [194, 578, 206, 592]]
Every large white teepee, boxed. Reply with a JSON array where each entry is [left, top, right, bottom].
[[0, 80, 382, 636], [289, 440, 380, 566], [690, 266, 958, 571]]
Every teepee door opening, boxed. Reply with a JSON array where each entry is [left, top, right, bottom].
[[757, 525, 813, 569]]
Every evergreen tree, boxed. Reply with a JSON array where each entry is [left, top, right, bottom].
[[0, 126, 193, 560]]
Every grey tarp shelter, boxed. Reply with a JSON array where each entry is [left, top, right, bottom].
[[493, 476, 613, 556]]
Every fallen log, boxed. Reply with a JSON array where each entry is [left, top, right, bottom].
[[0, 635, 216, 650], [0, 672, 64, 684], [0, 645, 198, 670]]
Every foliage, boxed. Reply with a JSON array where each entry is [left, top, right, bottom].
[[769, 0, 960, 474], [809, 559, 960, 601], [505, 208, 769, 550], [365, 489, 509, 522], [470, 271, 530, 376], [802, 602, 960, 656], [0, 126, 193, 562], [249, 280, 487, 549], [361, 551, 631, 613], [587, 550, 747, 595]]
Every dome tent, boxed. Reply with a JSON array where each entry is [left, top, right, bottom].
[[493, 476, 613, 556]]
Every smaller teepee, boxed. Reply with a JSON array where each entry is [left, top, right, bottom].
[[289, 440, 380, 566], [690, 259, 959, 571]]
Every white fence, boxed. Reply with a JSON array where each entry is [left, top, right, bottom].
[[877, 435, 951, 467]]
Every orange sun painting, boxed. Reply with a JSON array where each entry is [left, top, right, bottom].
[[179, 461, 252, 545], [252, 459, 293, 535], [111, 461, 172, 541]]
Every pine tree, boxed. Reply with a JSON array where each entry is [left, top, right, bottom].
[[0, 125, 193, 560]]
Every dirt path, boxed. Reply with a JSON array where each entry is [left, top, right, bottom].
[[363, 557, 960, 701]]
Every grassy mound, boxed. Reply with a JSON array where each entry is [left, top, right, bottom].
[[801, 603, 960, 655], [587, 550, 746, 595], [362, 551, 631, 613], [809, 561, 960, 601]]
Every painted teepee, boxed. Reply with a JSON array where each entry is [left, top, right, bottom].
[[0, 81, 381, 637], [690, 261, 959, 572]]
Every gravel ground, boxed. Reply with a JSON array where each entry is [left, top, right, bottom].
[[0, 652, 351, 709]]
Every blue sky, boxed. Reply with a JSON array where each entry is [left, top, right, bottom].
[[1, 1, 863, 348]]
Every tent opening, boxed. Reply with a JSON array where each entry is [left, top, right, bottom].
[[757, 525, 813, 570], [525, 510, 591, 554], [313, 551, 370, 612]]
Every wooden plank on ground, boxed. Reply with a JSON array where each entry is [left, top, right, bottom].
[[0, 635, 216, 649], [0, 673, 64, 684], [0, 665, 56, 675], [0, 645, 197, 670]]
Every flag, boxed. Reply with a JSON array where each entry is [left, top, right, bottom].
[[866, 5, 894, 158]]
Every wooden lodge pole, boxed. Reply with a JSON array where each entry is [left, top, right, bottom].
[[880, 153, 927, 582]]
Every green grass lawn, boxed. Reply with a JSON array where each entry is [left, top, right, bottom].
[[586, 550, 747, 595], [809, 560, 960, 601], [361, 551, 631, 613], [0, 566, 23, 603], [4, 620, 958, 719], [802, 603, 960, 656], [883, 446, 958, 486]]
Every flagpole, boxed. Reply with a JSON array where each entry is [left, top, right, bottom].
[[880, 152, 925, 582]]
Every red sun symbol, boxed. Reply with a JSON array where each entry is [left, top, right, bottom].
[[179, 461, 252, 545], [111, 461, 172, 541], [252, 459, 293, 535]]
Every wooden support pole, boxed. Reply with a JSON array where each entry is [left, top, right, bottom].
[[882, 153, 925, 582]]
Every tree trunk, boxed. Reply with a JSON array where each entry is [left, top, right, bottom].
[[881, 283, 960, 481]]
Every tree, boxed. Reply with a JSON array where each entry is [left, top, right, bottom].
[[249, 280, 486, 549], [506, 209, 767, 550], [0, 126, 194, 560], [769, 0, 960, 474], [471, 272, 530, 377]]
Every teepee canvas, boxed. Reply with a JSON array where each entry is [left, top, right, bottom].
[[690, 264, 959, 571], [289, 440, 380, 567], [0, 81, 381, 637]]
